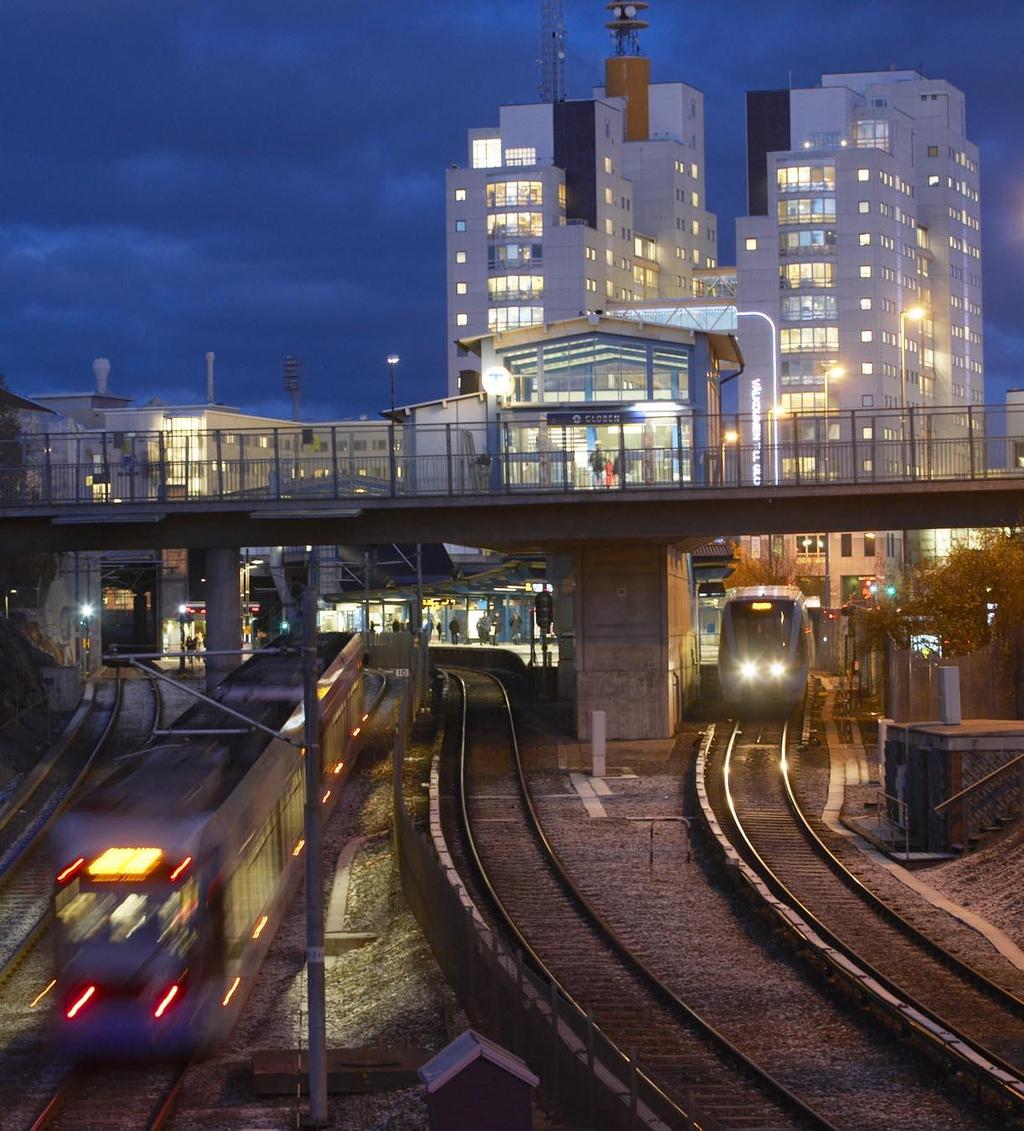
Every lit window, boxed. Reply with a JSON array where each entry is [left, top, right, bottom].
[[454, 188, 467, 202], [472, 138, 502, 169], [604, 156, 613, 174], [859, 265, 872, 278], [744, 237, 758, 251], [857, 168, 870, 182], [861, 362, 873, 375], [927, 174, 940, 186], [859, 297, 872, 311], [504, 146, 536, 167], [927, 144, 939, 158], [455, 250, 467, 264], [858, 232, 871, 246], [860, 329, 873, 342], [604, 187, 614, 204], [691, 163, 699, 179], [691, 219, 700, 235], [858, 200, 870, 213], [456, 313, 469, 327], [690, 191, 699, 207], [456, 282, 468, 295]]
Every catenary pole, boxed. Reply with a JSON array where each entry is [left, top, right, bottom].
[[302, 583, 328, 1124]]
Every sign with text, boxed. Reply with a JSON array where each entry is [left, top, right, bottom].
[[546, 410, 647, 426]]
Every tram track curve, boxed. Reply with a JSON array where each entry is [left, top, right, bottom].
[[439, 666, 837, 1131]]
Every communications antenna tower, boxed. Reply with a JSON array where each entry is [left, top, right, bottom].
[[539, 0, 567, 102]]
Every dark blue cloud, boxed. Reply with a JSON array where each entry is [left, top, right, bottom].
[[0, 0, 1021, 415]]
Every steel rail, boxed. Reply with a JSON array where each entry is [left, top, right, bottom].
[[448, 667, 836, 1131], [719, 720, 1024, 1113]]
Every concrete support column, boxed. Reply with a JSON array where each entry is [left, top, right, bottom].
[[205, 546, 241, 691], [573, 543, 696, 741]]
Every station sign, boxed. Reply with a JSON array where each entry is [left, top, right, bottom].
[[545, 410, 647, 426]]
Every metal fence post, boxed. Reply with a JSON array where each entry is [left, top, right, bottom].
[[44, 434, 53, 504], [388, 423, 397, 497], [586, 1012, 595, 1127], [851, 410, 859, 484], [445, 423, 454, 495], [629, 1047, 638, 1129], [273, 428, 281, 499], [215, 430, 224, 499], [967, 406, 976, 478], [548, 979, 559, 1108], [331, 425, 340, 498]]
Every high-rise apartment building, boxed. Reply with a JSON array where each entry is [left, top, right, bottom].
[[735, 71, 982, 603], [737, 69, 982, 426], [445, 6, 717, 395]]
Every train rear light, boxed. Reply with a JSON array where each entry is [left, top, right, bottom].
[[56, 858, 85, 884], [66, 985, 97, 1020], [740, 662, 757, 680], [153, 984, 180, 1019], [169, 856, 193, 882]]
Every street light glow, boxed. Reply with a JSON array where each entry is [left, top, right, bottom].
[[80, 604, 93, 617], [723, 430, 739, 444], [386, 353, 400, 366], [904, 305, 926, 322]]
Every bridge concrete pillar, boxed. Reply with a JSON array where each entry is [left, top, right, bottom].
[[572, 543, 696, 741], [205, 546, 241, 691]]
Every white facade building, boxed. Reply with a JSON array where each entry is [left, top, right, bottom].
[[735, 70, 983, 603], [445, 14, 717, 396]]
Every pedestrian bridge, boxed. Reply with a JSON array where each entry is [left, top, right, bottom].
[[1, 405, 1022, 551]]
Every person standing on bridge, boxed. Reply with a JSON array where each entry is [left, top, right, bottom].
[[589, 442, 606, 488]]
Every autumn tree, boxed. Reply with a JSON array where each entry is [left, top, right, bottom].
[[724, 542, 798, 589]]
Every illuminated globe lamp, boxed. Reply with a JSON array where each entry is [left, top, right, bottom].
[[481, 366, 514, 400]]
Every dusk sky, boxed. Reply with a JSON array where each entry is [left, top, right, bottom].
[[1, 1, 1022, 420]]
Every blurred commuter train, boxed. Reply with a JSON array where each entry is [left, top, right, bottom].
[[719, 586, 812, 714], [50, 632, 364, 1058]]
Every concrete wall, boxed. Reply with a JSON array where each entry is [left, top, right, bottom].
[[573, 543, 695, 740]]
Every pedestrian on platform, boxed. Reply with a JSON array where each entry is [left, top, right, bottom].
[[510, 611, 522, 644], [391, 615, 401, 633], [476, 612, 491, 645], [589, 442, 605, 487], [449, 616, 462, 644]]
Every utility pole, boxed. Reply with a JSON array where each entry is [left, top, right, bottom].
[[301, 584, 327, 1125]]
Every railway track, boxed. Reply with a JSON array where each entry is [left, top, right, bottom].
[[705, 718, 1024, 1117], [439, 667, 834, 1131], [29, 1061, 188, 1130], [0, 677, 132, 985]]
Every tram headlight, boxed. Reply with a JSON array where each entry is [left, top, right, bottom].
[[740, 661, 757, 680], [769, 661, 786, 678]]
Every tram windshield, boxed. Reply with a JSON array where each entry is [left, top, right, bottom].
[[56, 879, 198, 955], [729, 601, 795, 657]]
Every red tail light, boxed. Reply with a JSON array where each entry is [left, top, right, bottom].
[[153, 984, 181, 1019], [66, 985, 96, 1019], [56, 858, 85, 884], [169, 856, 192, 882]]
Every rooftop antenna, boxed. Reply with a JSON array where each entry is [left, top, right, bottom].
[[283, 355, 302, 421], [539, 0, 567, 102], [205, 351, 215, 404], [605, 1, 649, 57]]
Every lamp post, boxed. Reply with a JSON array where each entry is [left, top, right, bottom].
[[720, 430, 738, 486], [899, 306, 926, 476], [386, 353, 400, 418], [4, 589, 15, 618], [736, 310, 780, 485]]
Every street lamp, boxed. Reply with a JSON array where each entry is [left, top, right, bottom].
[[720, 430, 738, 486], [4, 589, 16, 618], [386, 354, 400, 417], [899, 306, 926, 475]]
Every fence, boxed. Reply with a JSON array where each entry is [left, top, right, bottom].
[[390, 662, 708, 1129], [885, 634, 1022, 723], [1, 403, 1023, 507]]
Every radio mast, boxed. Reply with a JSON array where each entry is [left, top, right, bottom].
[[539, 0, 567, 102]]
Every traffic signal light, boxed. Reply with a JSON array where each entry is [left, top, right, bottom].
[[533, 591, 553, 633]]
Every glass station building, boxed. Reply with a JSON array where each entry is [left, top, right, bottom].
[[456, 311, 742, 489]]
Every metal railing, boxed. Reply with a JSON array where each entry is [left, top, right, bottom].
[[0, 404, 1018, 508]]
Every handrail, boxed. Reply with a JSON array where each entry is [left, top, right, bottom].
[[934, 751, 1024, 813]]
